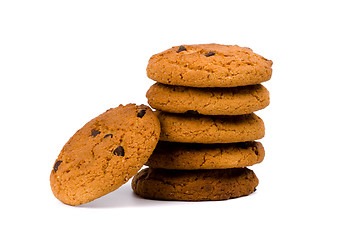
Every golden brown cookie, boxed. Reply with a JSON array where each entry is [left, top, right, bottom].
[[132, 167, 258, 201], [156, 111, 265, 143], [146, 83, 270, 115], [147, 44, 273, 88], [146, 141, 264, 170], [50, 104, 160, 206]]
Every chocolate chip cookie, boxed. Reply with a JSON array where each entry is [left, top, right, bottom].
[[146, 141, 264, 170], [50, 104, 160, 205], [147, 44, 273, 88], [146, 83, 269, 115], [156, 111, 265, 143], [132, 167, 259, 201]]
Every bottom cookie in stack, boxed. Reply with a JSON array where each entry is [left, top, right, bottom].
[[131, 167, 258, 201]]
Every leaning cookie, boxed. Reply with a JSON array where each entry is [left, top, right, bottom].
[[50, 104, 160, 206], [132, 167, 259, 201], [156, 111, 265, 144], [146, 141, 264, 170], [147, 43, 273, 88]]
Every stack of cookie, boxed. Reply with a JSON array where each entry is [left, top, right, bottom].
[[132, 44, 272, 201]]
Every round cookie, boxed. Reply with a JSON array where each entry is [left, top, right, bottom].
[[156, 111, 265, 143], [50, 104, 160, 206], [147, 43, 273, 88], [146, 141, 264, 170], [146, 83, 270, 115], [132, 167, 259, 201]]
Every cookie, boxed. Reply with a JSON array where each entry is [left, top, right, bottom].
[[132, 167, 258, 201], [147, 44, 273, 88], [156, 111, 265, 143], [146, 83, 269, 115], [146, 141, 264, 170], [50, 104, 160, 206]]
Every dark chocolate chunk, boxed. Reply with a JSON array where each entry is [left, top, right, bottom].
[[254, 188, 257, 192], [137, 109, 146, 118], [91, 129, 101, 137], [113, 146, 125, 156], [177, 45, 187, 53], [205, 51, 215, 57], [54, 161, 62, 173], [104, 134, 113, 138]]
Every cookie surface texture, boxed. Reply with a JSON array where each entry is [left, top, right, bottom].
[[147, 83, 269, 115], [50, 104, 160, 205], [146, 141, 264, 170], [147, 44, 273, 88], [132, 167, 258, 201], [156, 111, 265, 143]]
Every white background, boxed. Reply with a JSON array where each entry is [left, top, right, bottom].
[[1, 0, 359, 239]]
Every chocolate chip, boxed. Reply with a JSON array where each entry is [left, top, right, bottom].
[[137, 109, 146, 118], [54, 161, 62, 173], [113, 146, 125, 156], [254, 188, 257, 192], [91, 129, 101, 137], [205, 51, 215, 57], [104, 134, 113, 138], [177, 45, 187, 53]]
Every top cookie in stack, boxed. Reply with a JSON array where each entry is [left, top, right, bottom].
[[132, 44, 272, 201], [147, 43, 272, 88]]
